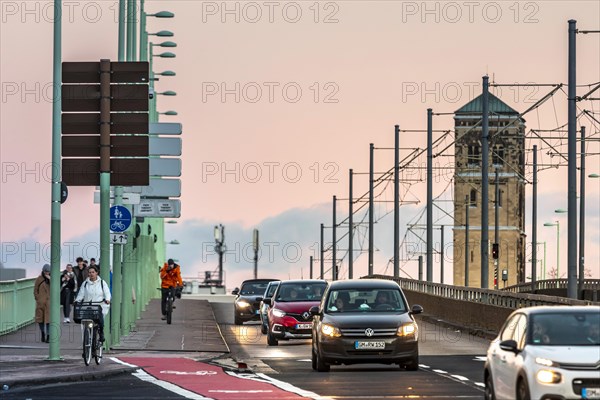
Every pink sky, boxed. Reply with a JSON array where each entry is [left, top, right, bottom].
[[1, 1, 599, 284]]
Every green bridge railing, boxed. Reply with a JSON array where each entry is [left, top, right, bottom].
[[0, 278, 36, 335]]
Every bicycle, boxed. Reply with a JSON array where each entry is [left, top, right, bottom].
[[74, 301, 104, 366], [159, 286, 182, 325]]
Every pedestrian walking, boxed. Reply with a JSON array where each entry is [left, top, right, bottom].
[[72, 257, 88, 298], [60, 263, 77, 323], [34, 264, 51, 343]]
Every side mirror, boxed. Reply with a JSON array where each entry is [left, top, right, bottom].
[[231, 288, 239, 295], [263, 298, 271, 306], [309, 306, 321, 316], [410, 304, 424, 315], [499, 339, 519, 353]]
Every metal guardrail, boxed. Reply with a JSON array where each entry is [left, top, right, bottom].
[[501, 278, 600, 294], [368, 275, 600, 308], [0, 278, 36, 335]]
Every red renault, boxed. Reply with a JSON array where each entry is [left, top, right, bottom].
[[265, 279, 327, 346]]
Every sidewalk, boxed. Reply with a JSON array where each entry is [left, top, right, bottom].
[[0, 298, 229, 389]]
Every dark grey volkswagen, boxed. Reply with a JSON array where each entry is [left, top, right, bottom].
[[311, 279, 423, 372]]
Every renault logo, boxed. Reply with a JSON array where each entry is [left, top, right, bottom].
[[365, 328, 374, 337], [302, 312, 310, 320]]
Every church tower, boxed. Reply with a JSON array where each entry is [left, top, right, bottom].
[[453, 94, 526, 288]]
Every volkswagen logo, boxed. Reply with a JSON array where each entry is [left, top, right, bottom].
[[302, 311, 311, 320], [364, 328, 374, 337]]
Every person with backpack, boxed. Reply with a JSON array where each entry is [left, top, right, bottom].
[[34, 264, 51, 343], [74, 265, 111, 342]]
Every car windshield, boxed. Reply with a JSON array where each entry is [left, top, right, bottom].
[[240, 282, 271, 295], [264, 282, 279, 298], [276, 283, 326, 302], [325, 289, 407, 313], [529, 312, 600, 346]]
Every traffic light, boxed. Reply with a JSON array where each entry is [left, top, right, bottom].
[[492, 243, 499, 259]]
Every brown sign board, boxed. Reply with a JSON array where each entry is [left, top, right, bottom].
[[62, 159, 149, 186], [62, 113, 148, 135], [62, 136, 149, 157], [62, 62, 149, 84], [62, 84, 149, 112]]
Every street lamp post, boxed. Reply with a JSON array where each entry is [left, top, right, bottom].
[[214, 225, 226, 286], [543, 221, 560, 279]]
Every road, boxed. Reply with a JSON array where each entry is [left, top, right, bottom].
[[212, 299, 491, 399], [4, 297, 492, 399]]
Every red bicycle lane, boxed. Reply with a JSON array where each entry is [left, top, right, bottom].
[[114, 357, 322, 400]]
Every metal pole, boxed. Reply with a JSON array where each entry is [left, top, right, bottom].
[[465, 195, 469, 287], [480, 76, 490, 289], [320, 223, 324, 279], [49, 0, 62, 360], [543, 241, 547, 280], [394, 124, 400, 278], [368, 143, 374, 275], [440, 225, 444, 284], [127, 0, 134, 60], [132, 0, 137, 60], [309, 256, 313, 279], [139, 0, 146, 61], [494, 167, 499, 289], [112, 1, 127, 345], [99, 59, 112, 347], [578, 126, 585, 298], [532, 145, 538, 287], [348, 169, 353, 279], [566, 19, 578, 299], [332, 195, 337, 281], [557, 221, 560, 279], [418, 255, 423, 281], [426, 110, 433, 282], [253, 229, 259, 280]]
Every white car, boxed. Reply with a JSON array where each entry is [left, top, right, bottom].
[[484, 305, 600, 400]]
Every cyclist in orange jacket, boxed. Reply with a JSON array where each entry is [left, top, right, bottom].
[[160, 259, 183, 320]]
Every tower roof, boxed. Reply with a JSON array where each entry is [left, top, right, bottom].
[[455, 93, 519, 115]]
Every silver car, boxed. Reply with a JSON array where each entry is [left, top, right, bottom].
[[259, 280, 280, 334]]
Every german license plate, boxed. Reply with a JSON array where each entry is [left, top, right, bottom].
[[583, 388, 600, 399], [355, 341, 385, 349], [296, 323, 312, 330]]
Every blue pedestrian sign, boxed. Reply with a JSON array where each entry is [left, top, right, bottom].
[[109, 205, 132, 233]]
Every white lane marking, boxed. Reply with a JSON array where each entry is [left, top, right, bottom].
[[225, 371, 325, 399], [419, 364, 430, 369], [256, 372, 328, 400], [474, 356, 486, 362], [450, 375, 469, 381], [432, 369, 448, 374], [209, 390, 274, 393], [160, 370, 217, 376], [298, 359, 311, 362], [132, 368, 213, 400], [475, 382, 485, 387], [110, 357, 138, 368], [181, 335, 185, 351]]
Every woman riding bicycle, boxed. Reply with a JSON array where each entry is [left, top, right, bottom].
[[160, 259, 183, 320], [74, 265, 111, 342]]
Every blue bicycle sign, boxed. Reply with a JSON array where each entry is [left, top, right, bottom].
[[109, 205, 132, 233]]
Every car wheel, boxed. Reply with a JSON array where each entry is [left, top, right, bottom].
[[484, 371, 496, 400], [311, 347, 317, 371], [315, 348, 330, 372], [234, 315, 243, 325], [261, 323, 268, 335], [401, 355, 419, 371], [267, 331, 278, 346], [516, 376, 530, 400]]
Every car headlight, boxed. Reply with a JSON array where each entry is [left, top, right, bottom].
[[272, 309, 286, 318], [536, 369, 562, 384], [237, 300, 251, 308], [397, 323, 417, 337], [321, 324, 341, 337]]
